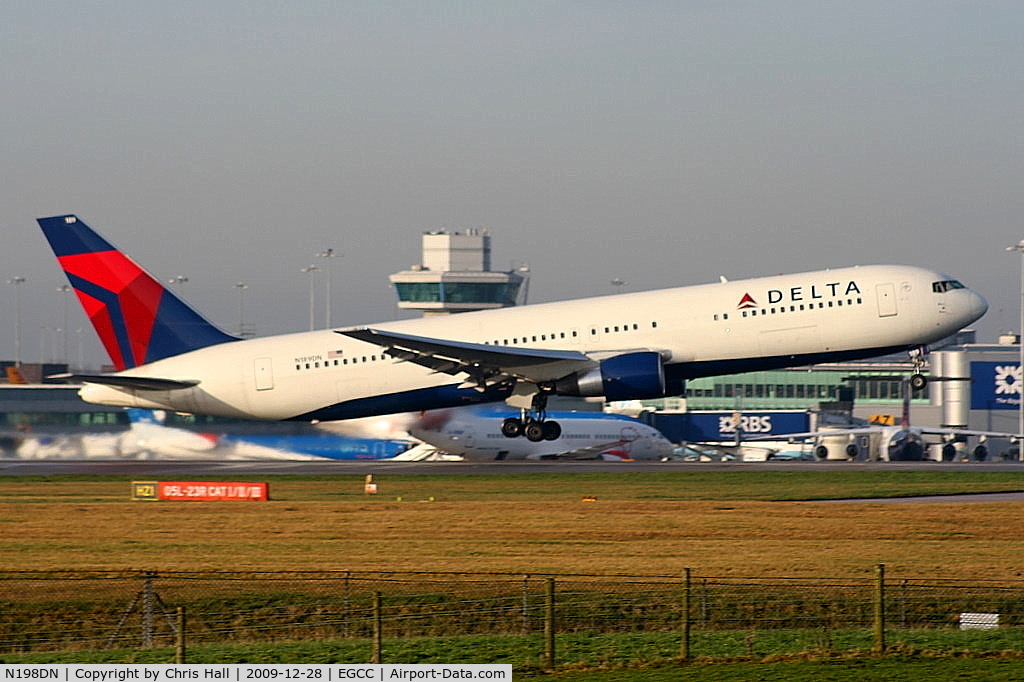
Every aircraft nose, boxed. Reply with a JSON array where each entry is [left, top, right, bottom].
[[968, 289, 989, 323]]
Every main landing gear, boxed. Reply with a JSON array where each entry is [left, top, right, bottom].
[[501, 392, 562, 442]]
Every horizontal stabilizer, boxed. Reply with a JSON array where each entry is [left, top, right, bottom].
[[48, 373, 200, 391]]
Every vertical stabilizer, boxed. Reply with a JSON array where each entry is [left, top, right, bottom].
[[5, 366, 28, 384], [37, 215, 239, 370]]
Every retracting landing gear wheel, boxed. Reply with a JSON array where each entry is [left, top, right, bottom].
[[910, 373, 928, 391], [524, 421, 546, 442], [542, 420, 562, 441], [501, 417, 523, 438]]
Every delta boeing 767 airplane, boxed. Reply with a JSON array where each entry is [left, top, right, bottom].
[[37, 215, 988, 441]]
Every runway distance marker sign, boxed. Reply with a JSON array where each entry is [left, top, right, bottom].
[[132, 481, 269, 501]]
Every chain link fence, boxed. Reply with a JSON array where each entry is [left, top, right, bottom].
[[1, 568, 1022, 663]]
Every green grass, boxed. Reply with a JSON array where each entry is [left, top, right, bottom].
[[3, 630, 1024, 681], [4, 469, 1024, 503], [4, 469, 1024, 680]]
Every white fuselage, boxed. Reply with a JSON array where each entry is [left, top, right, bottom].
[[408, 408, 675, 461], [78, 264, 988, 422]]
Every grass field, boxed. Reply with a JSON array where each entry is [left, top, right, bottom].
[[3, 630, 1024, 681], [3, 468, 1024, 679], [1, 469, 1024, 578]]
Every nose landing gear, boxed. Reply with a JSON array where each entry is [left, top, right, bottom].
[[909, 346, 929, 391]]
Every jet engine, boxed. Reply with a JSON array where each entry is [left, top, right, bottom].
[[554, 351, 666, 401]]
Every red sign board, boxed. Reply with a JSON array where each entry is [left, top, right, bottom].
[[133, 481, 268, 501]]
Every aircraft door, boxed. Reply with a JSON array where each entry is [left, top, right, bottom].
[[876, 283, 897, 317], [254, 357, 274, 391]]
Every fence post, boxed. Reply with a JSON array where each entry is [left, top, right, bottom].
[[344, 571, 351, 638], [900, 578, 908, 629], [142, 571, 155, 648], [372, 591, 382, 664], [544, 577, 555, 669], [175, 607, 186, 664], [681, 568, 691, 661], [873, 563, 886, 654], [522, 575, 531, 635]]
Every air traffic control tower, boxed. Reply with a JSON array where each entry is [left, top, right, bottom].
[[389, 229, 527, 316]]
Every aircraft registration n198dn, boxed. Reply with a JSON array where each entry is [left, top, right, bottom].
[[37, 215, 988, 441]]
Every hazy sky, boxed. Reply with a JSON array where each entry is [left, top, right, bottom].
[[2, 2, 1023, 368]]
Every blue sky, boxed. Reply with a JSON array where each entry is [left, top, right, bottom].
[[2, 2, 1023, 367]]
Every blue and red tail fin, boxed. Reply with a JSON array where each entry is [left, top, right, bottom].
[[37, 214, 239, 370]]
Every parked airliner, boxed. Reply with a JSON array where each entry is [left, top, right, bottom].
[[407, 405, 674, 461], [763, 377, 1018, 461], [37, 215, 988, 437]]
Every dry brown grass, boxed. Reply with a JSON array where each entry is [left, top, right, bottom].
[[2, 472, 1023, 579]]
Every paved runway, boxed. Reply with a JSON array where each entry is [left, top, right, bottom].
[[3, 458, 1024, 477]]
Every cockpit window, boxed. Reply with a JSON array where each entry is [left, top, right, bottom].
[[932, 280, 965, 293]]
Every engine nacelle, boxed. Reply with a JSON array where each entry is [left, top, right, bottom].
[[555, 352, 666, 401]]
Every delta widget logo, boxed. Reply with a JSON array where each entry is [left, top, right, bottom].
[[737, 293, 757, 309]]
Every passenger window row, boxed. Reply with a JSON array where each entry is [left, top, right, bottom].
[[713, 298, 864, 322]]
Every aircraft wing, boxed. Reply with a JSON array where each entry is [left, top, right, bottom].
[[749, 426, 1020, 442], [48, 373, 200, 391], [338, 327, 594, 384], [745, 427, 883, 441], [916, 427, 1020, 441]]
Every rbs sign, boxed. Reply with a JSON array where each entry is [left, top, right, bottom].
[[652, 412, 811, 442]]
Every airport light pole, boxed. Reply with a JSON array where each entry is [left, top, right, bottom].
[[75, 328, 84, 371], [234, 282, 249, 338], [57, 284, 72, 366], [301, 265, 319, 331], [167, 275, 189, 292], [1007, 240, 1024, 448], [316, 248, 339, 328], [7, 276, 25, 367], [39, 326, 52, 364]]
